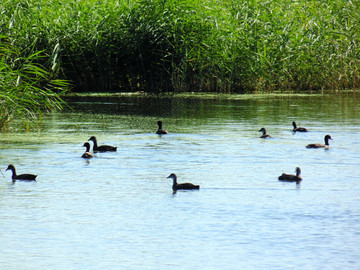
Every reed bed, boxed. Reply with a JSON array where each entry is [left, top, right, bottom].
[[1, 0, 359, 93], [0, 35, 68, 130]]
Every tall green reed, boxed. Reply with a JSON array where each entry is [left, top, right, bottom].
[[1, 0, 359, 93], [0, 36, 69, 131]]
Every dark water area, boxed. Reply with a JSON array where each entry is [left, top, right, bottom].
[[63, 93, 360, 123], [1, 93, 359, 269]]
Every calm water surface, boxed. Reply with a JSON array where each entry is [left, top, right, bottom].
[[0, 93, 359, 269]]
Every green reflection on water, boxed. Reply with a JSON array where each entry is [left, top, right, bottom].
[[1, 93, 359, 147]]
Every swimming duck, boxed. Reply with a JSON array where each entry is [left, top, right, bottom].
[[292, 121, 308, 132], [258, 128, 271, 138], [167, 173, 200, 191], [6, 164, 37, 181], [156, 121, 168, 134], [306, 135, 332, 149], [81, 142, 94, 158], [88, 136, 117, 152], [278, 167, 302, 184]]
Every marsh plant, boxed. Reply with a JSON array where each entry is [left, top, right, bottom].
[[0, 36, 69, 131], [1, 0, 359, 93]]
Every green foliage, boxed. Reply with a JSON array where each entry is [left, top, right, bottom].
[[0, 36, 69, 130], [1, 0, 359, 93]]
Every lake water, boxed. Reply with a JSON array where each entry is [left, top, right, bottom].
[[0, 93, 359, 269]]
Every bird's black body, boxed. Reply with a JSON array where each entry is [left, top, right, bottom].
[[278, 167, 302, 184], [6, 164, 37, 181], [82, 142, 94, 158], [292, 121, 308, 132], [156, 121, 168, 135], [258, 128, 271, 138], [167, 173, 199, 191], [88, 136, 117, 152], [306, 135, 332, 149]]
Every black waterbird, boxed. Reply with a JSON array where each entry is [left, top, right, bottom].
[[81, 142, 94, 158], [258, 128, 271, 138], [88, 136, 117, 152], [167, 173, 200, 191], [278, 167, 302, 184], [292, 121, 308, 132], [6, 164, 37, 181], [306, 135, 332, 149], [156, 121, 168, 135]]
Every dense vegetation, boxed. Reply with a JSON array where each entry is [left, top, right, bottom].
[[0, 35, 68, 130], [1, 0, 360, 94]]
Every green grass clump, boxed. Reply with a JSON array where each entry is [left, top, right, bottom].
[[1, 0, 359, 93], [0, 36, 69, 131]]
